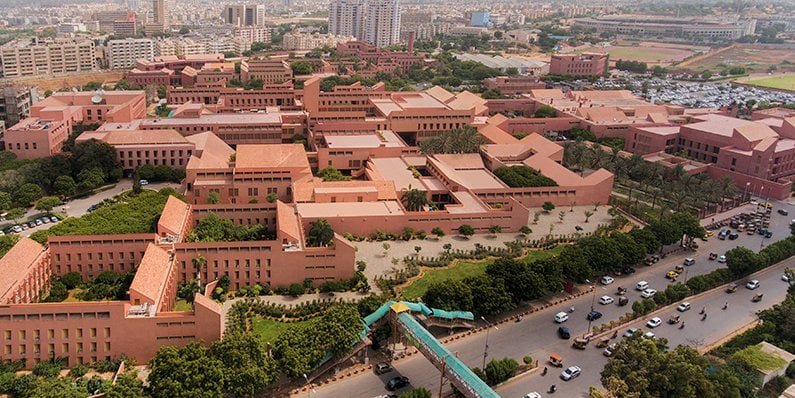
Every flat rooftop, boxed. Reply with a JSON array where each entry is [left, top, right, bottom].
[[142, 112, 293, 126], [324, 130, 405, 149], [369, 157, 421, 191], [296, 201, 405, 218]]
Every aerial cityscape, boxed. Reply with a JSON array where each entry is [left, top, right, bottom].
[[0, 0, 795, 397]]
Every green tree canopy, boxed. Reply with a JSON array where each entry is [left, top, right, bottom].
[[318, 166, 350, 181], [211, 332, 279, 397], [533, 104, 557, 118], [14, 183, 43, 207], [148, 342, 226, 398], [423, 280, 473, 311], [307, 218, 334, 247]]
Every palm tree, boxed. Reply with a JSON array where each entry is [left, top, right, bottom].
[[589, 145, 608, 169], [307, 218, 334, 247], [718, 176, 737, 210], [191, 255, 206, 286], [401, 187, 428, 212]]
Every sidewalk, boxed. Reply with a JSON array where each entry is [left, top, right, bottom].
[[700, 203, 756, 227]]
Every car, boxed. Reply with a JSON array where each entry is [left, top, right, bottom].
[[677, 302, 691, 312], [718, 255, 727, 263], [623, 327, 639, 338], [778, 209, 788, 215], [586, 310, 602, 321], [746, 280, 760, 290], [601, 275, 615, 285], [646, 317, 663, 328], [385, 376, 410, 391], [603, 343, 618, 357], [374, 395, 398, 398], [554, 312, 569, 323], [560, 365, 582, 381], [557, 326, 571, 339], [783, 274, 790, 282], [20, 224, 28, 230], [666, 271, 680, 279], [644, 332, 656, 339], [636, 281, 649, 291], [622, 267, 636, 275], [729, 232, 739, 240], [28, 222, 36, 228], [34, 219, 42, 226], [683, 258, 695, 266], [50, 217, 58, 223], [641, 289, 657, 298], [765, 231, 773, 238], [39, 218, 49, 224], [87, 204, 97, 212], [12, 225, 22, 233], [375, 362, 392, 375], [523, 393, 542, 398], [139, 179, 149, 185], [599, 295, 614, 305]]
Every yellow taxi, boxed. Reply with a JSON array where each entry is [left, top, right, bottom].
[[666, 271, 680, 279]]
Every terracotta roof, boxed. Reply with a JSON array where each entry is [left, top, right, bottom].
[[157, 196, 190, 238], [292, 180, 397, 202], [276, 201, 302, 244], [0, 237, 45, 302], [129, 244, 172, 306], [478, 123, 518, 145], [235, 144, 311, 170], [424, 86, 455, 103], [733, 123, 778, 144], [185, 132, 235, 170], [446, 91, 488, 115]]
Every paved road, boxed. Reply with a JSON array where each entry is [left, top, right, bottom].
[[1, 180, 181, 238], [305, 200, 795, 398]]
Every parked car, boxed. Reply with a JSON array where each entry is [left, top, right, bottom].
[[139, 179, 149, 185], [729, 232, 739, 240], [560, 366, 582, 381], [622, 267, 636, 275], [623, 327, 639, 338], [375, 362, 392, 375], [746, 280, 760, 290], [34, 219, 42, 226], [523, 393, 542, 398], [603, 343, 618, 357], [50, 217, 58, 223], [599, 295, 614, 305], [677, 302, 691, 312], [601, 275, 615, 285], [385, 376, 410, 391]]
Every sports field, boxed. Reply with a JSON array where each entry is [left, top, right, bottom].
[[741, 74, 795, 92], [681, 45, 795, 71], [579, 45, 694, 65]]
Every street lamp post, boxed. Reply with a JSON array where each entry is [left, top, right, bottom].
[[585, 280, 597, 336], [742, 182, 750, 205], [302, 374, 316, 398], [481, 316, 498, 369]]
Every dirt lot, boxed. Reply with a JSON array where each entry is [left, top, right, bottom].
[[680, 44, 795, 71], [3, 71, 125, 92]]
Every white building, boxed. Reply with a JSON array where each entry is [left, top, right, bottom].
[[107, 38, 155, 69], [0, 39, 97, 78], [365, 0, 400, 48], [329, 0, 365, 40], [281, 32, 356, 51], [233, 26, 272, 45]]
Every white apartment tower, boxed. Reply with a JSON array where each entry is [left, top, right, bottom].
[[365, 0, 400, 48], [107, 38, 155, 69], [329, 0, 366, 40]]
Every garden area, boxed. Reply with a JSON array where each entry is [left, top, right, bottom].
[[399, 245, 565, 300]]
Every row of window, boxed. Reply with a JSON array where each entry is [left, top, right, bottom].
[[1, 312, 111, 322], [4, 327, 110, 341], [3, 341, 109, 356]]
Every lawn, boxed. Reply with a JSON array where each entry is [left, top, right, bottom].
[[580, 46, 693, 64], [400, 245, 565, 300], [251, 317, 310, 344], [173, 299, 192, 311], [743, 74, 795, 91]]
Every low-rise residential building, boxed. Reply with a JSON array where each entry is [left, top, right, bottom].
[[240, 58, 293, 83], [282, 32, 356, 51]]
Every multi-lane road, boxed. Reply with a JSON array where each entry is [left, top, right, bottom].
[[307, 201, 795, 398]]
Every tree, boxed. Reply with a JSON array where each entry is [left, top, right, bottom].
[[443, 243, 452, 252], [400, 387, 433, 398], [35, 196, 62, 215], [431, 227, 445, 239], [0, 192, 11, 211], [484, 357, 519, 386], [307, 218, 334, 247], [466, 275, 515, 316], [290, 61, 313, 75], [558, 210, 566, 223], [7, 207, 24, 224], [423, 280, 473, 311], [725, 247, 760, 277], [104, 371, 147, 398], [211, 332, 279, 397], [519, 225, 532, 236], [72, 139, 122, 182], [488, 225, 502, 235], [14, 183, 43, 207], [533, 104, 557, 118], [542, 201, 555, 213], [401, 188, 428, 212], [148, 342, 226, 398], [458, 224, 475, 238], [207, 191, 220, 204], [318, 166, 351, 182], [583, 210, 594, 223], [53, 175, 77, 197], [418, 126, 484, 155], [266, 192, 278, 203]]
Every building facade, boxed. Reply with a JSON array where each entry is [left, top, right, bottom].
[[329, 0, 366, 41], [365, 0, 401, 48], [0, 39, 97, 78], [549, 53, 608, 76], [0, 85, 39, 129], [107, 38, 155, 70], [223, 4, 265, 26]]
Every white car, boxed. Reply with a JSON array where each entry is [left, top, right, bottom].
[[746, 280, 760, 290], [524, 393, 542, 398], [677, 302, 691, 312], [646, 317, 662, 328], [560, 365, 582, 381], [601, 275, 615, 285], [644, 332, 656, 339], [599, 295, 614, 305], [784, 274, 791, 282], [717, 255, 727, 263], [641, 288, 657, 298]]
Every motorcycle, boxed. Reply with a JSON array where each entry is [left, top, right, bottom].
[[679, 322, 685, 329], [701, 313, 707, 321], [549, 385, 557, 393]]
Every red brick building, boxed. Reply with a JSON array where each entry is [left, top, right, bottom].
[[549, 53, 608, 76]]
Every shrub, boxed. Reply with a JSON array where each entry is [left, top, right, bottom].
[[69, 364, 88, 377], [522, 355, 533, 365], [484, 357, 519, 385], [32, 361, 62, 378]]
